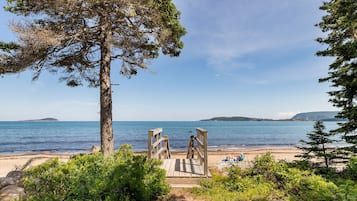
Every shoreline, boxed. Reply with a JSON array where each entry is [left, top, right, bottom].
[[0, 145, 299, 155], [0, 146, 301, 177]]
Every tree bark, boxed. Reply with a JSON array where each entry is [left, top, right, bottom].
[[322, 144, 329, 168], [100, 18, 114, 156]]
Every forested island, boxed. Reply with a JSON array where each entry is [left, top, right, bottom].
[[200, 116, 286, 121], [201, 111, 343, 122], [291, 111, 341, 121], [21, 118, 59, 122]]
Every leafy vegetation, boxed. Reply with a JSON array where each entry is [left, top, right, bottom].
[[194, 153, 357, 201], [24, 148, 357, 201], [23, 145, 169, 201]]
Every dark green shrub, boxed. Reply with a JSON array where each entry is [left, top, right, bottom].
[[288, 160, 311, 171], [249, 153, 289, 186], [194, 153, 343, 201], [332, 179, 357, 201], [286, 168, 339, 201], [343, 157, 357, 180], [23, 145, 169, 201], [251, 154, 340, 201]]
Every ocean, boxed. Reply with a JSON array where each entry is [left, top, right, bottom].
[[0, 121, 340, 154]]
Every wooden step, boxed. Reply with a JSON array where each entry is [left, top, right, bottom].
[[166, 177, 201, 185], [161, 159, 211, 177], [161, 159, 211, 188], [166, 177, 206, 188]]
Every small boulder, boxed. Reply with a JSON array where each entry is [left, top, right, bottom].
[[6, 170, 24, 187], [0, 177, 15, 189], [91, 145, 101, 153], [6, 171, 23, 181], [0, 185, 25, 201]]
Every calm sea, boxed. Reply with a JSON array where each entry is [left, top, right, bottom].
[[0, 121, 340, 154]]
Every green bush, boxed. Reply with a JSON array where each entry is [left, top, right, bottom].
[[336, 179, 357, 201], [194, 153, 344, 201], [286, 168, 339, 201], [194, 172, 280, 201], [343, 157, 357, 180], [23, 145, 169, 201]]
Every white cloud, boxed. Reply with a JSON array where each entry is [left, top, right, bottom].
[[275, 112, 298, 119]]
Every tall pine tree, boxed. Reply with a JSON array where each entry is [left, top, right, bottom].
[[0, 0, 186, 155], [317, 0, 357, 152], [297, 121, 336, 168]]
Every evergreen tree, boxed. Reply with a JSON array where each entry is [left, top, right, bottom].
[[317, 0, 357, 152], [297, 121, 336, 168], [0, 0, 186, 155]]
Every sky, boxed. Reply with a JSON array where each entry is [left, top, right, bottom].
[[0, 0, 336, 121]]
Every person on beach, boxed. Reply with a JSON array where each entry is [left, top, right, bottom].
[[238, 153, 245, 161], [221, 153, 245, 164]]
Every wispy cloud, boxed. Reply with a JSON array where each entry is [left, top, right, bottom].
[[266, 59, 329, 83], [176, 0, 324, 74]]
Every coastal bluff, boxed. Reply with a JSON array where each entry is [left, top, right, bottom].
[[291, 111, 341, 121]]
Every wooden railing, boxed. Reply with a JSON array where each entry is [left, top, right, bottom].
[[186, 128, 208, 177], [148, 128, 171, 159]]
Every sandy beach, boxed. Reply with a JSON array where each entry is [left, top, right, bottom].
[[0, 153, 74, 177], [0, 147, 301, 177]]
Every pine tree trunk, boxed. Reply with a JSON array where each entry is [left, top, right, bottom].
[[322, 144, 329, 168], [99, 19, 114, 156]]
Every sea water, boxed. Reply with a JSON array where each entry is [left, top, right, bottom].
[[0, 121, 340, 153]]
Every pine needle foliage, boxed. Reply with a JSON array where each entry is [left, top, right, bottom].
[[297, 121, 336, 168], [316, 0, 357, 152], [1, 0, 186, 155]]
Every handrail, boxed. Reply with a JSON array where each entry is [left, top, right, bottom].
[[186, 135, 195, 159], [186, 128, 208, 177], [148, 128, 171, 159], [152, 137, 165, 148]]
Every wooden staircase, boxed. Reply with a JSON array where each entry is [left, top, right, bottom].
[[148, 128, 211, 188], [162, 158, 211, 188]]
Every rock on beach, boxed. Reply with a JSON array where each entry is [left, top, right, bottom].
[[0, 171, 25, 201]]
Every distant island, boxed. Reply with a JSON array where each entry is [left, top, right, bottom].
[[200, 116, 286, 122], [291, 111, 342, 121], [201, 111, 343, 122], [21, 118, 59, 122]]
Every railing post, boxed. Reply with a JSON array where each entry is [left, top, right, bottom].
[[186, 135, 195, 159], [164, 135, 171, 159], [149, 128, 168, 160], [203, 130, 208, 177], [156, 133, 161, 159], [196, 128, 208, 177], [148, 129, 153, 159]]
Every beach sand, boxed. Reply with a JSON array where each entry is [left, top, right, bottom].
[[171, 147, 301, 167], [0, 147, 301, 177], [0, 153, 73, 177]]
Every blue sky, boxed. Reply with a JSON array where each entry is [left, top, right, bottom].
[[0, 0, 335, 121]]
